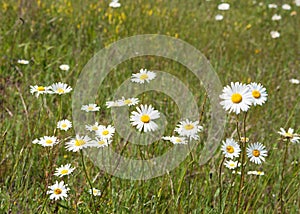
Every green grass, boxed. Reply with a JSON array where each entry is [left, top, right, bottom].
[[1, 0, 300, 213]]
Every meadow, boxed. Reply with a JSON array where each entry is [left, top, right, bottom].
[[1, 0, 300, 213]]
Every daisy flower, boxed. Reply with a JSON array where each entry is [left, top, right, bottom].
[[91, 137, 111, 148], [162, 136, 187, 145], [39, 136, 59, 147], [50, 82, 72, 95], [47, 181, 70, 200], [106, 100, 121, 108], [89, 188, 101, 196], [289, 78, 300, 84], [86, 122, 102, 132], [296, 0, 300, 7], [219, 82, 253, 114], [278, 128, 300, 143], [268, 3, 278, 9], [246, 142, 268, 164], [174, 119, 203, 140], [218, 3, 230, 10], [130, 104, 160, 132], [57, 119, 72, 131], [247, 82, 268, 106], [109, 0, 121, 8], [247, 170, 264, 176], [118, 97, 139, 106], [95, 125, 115, 140], [65, 135, 91, 152], [215, 14, 224, 21], [272, 14, 282, 21], [224, 160, 240, 170], [17, 59, 29, 64], [270, 31, 280, 39], [131, 69, 156, 84], [30, 85, 52, 97], [221, 139, 241, 159], [32, 138, 40, 144], [81, 104, 100, 112], [59, 64, 70, 71], [282, 4, 291, 10], [54, 164, 75, 177]]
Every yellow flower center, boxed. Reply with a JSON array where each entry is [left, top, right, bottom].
[[46, 139, 53, 144], [61, 169, 69, 174], [257, 171, 263, 175], [87, 106, 94, 110], [229, 163, 235, 167], [54, 188, 62, 195], [75, 139, 86, 146], [184, 124, 194, 130], [252, 90, 261, 98], [226, 145, 234, 154], [231, 93, 242, 103], [124, 99, 132, 104], [92, 126, 98, 131], [175, 138, 182, 143], [140, 114, 150, 123], [57, 88, 65, 93], [140, 73, 149, 80], [61, 124, 67, 128], [285, 133, 293, 138], [98, 140, 106, 145], [252, 149, 260, 157], [37, 86, 45, 91], [102, 130, 109, 135]]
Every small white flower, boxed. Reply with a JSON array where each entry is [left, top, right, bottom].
[[50, 82, 72, 95], [268, 3, 278, 9], [271, 14, 282, 21], [17, 59, 29, 65], [30, 85, 52, 97], [296, 0, 300, 7], [59, 64, 70, 71], [95, 125, 115, 140], [218, 3, 230, 10], [109, 0, 121, 8], [246, 142, 268, 164], [221, 139, 241, 159], [289, 78, 300, 84], [91, 137, 111, 148], [57, 119, 72, 131], [278, 128, 300, 143], [224, 160, 240, 169], [162, 136, 187, 145], [47, 181, 70, 200], [174, 119, 203, 140], [89, 188, 101, 196], [118, 97, 139, 106], [81, 104, 100, 112], [54, 164, 75, 177], [131, 69, 156, 84], [39, 136, 59, 147], [130, 104, 160, 132], [215, 14, 224, 21], [282, 4, 291, 10], [86, 122, 102, 132], [270, 31, 280, 39], [65, 135, 92, 152], [220, 82, 253, 114], [32, 138, 40, 144], [247, 170, 264, 176], [247, 82, 268, 106]]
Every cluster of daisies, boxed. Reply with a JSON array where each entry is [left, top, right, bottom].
[[219, 82, 269, 175], [30, 82, 72, 97]]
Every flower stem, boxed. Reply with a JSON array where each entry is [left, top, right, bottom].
[[236, 112, 247, 212], [280, 139, 289, 213], [219, 156, 225, 213], [80, 150, 96, 212]]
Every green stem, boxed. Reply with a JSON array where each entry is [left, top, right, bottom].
[[236, 112, 247, 212], [80, 150, 96, 212], [280, 139, 289, 213], [219, 156, 226, 213]]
